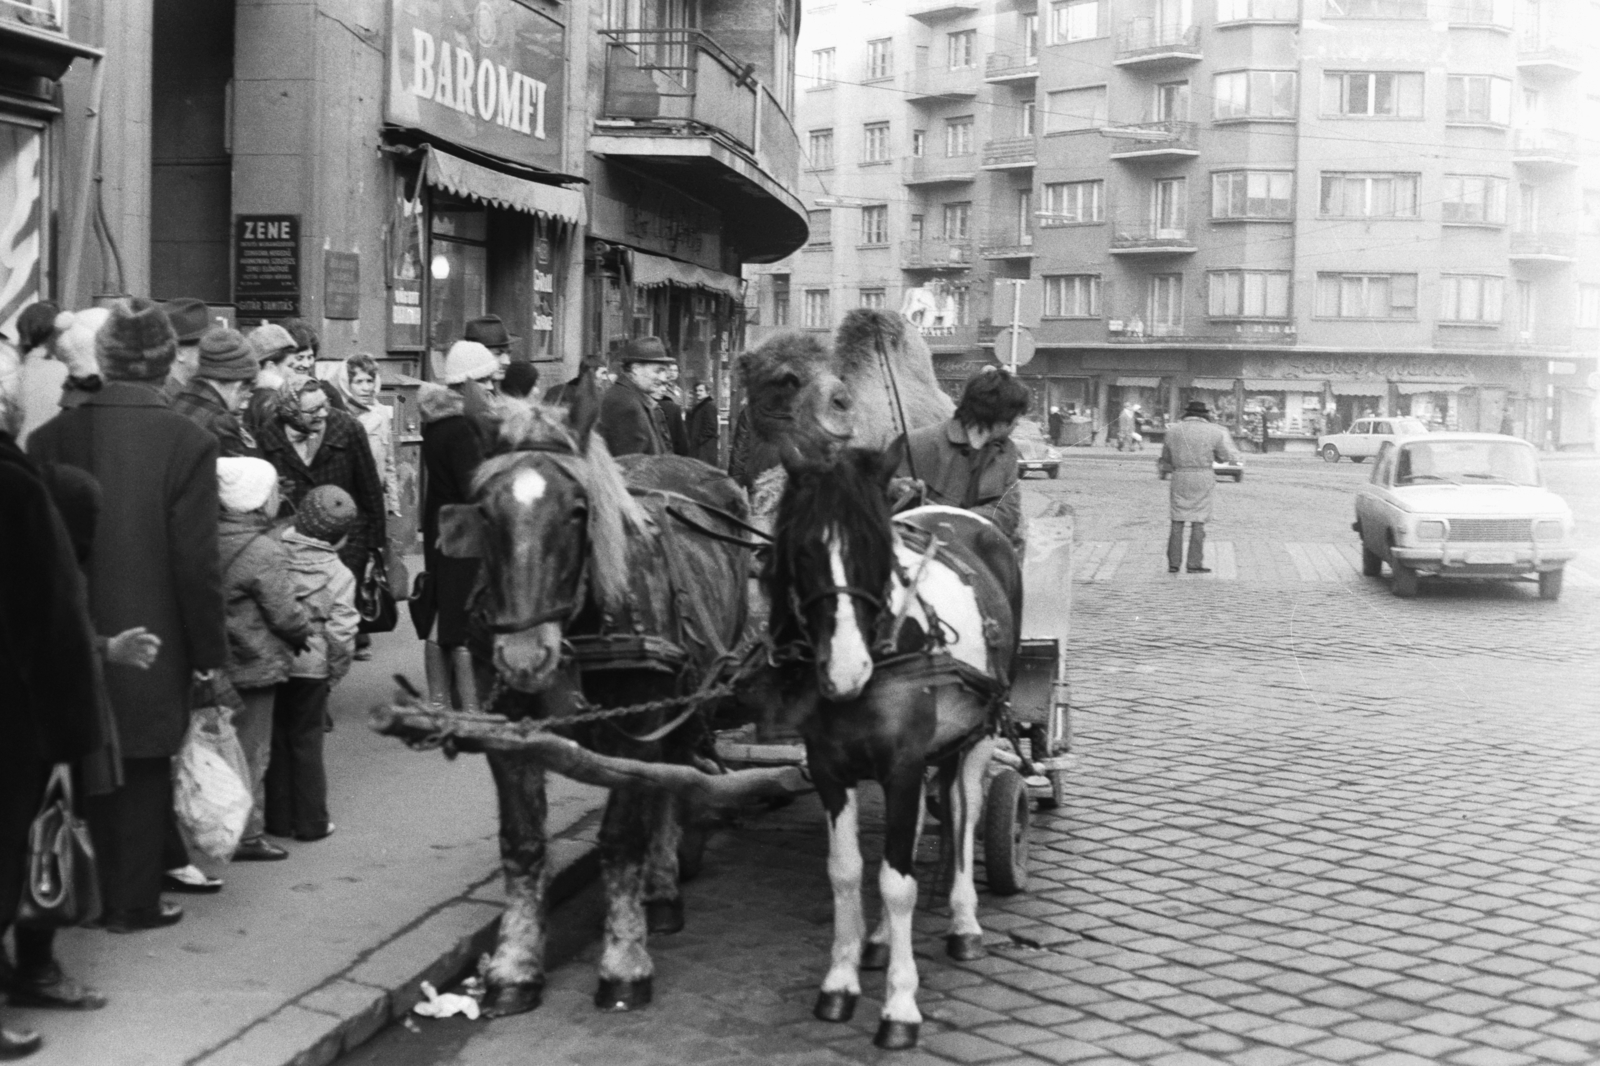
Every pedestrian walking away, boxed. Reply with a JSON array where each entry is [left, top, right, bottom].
[[1157, 399, 1240, 574]]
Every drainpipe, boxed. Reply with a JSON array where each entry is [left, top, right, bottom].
[[62, 52, 107, 309]]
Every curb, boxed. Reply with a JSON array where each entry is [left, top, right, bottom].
[[191, 810, 603, 1066]]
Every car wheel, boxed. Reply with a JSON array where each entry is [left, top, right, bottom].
[[1231, 472, 1243, 483], [1047, 466, 1060, 480], [1361, 540, 1383, 577], [1391, 561, 1419, 598], [1351, 456, 1366, 464], [1539, 569, 1563, 601], [1321, 444, 1341, 463]]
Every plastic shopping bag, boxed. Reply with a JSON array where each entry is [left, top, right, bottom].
[[173, 686, 253, 862]]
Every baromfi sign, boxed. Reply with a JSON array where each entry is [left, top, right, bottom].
[[386, 0, 565, 173]]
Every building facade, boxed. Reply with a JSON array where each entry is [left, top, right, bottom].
[[748, 0, 1599, 451]]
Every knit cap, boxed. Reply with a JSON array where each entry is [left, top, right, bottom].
[[96, 297, 177, 382], [217, 457, 279, 514], [295, 484, 358, 544], [248, 323, 297, 365], [442, 340, 499, 385], [197, 327, 260, 381]]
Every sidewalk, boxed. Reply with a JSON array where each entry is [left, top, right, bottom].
[[12, 628, 608, 1066]]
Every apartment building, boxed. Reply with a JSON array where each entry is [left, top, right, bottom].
[[748, 0, 1599, 450]]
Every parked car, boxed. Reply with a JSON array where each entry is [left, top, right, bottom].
[[1319, 417, 1429, 463], [1352, 433, 1575, 599], [1013, 419, 1062, 479]]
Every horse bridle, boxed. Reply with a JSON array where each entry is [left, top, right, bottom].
[[477, 455, 593, 636]]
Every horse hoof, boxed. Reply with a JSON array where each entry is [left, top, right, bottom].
[[594, 976, 653, 1012], [874, 1020, 920, 1050], [946, 933, 987, 961], [813, 990, 857, 1023], [859, 942, 890, 971], [646, 898, 685, 935], [481, 981, 543, 1017]]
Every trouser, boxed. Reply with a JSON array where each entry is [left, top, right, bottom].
[[265, 678, 330, 838], [84, 757, 172, 917], [234, 686, 278, 840], [1168, 520, 1206, 571]]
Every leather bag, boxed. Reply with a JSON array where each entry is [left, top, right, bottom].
[[356, 549, 399, 634], [16, 764, 102, 929]]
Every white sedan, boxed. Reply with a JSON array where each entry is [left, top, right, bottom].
[[1319, 416, 1429, 463], [1352, 433, 1576, 599]]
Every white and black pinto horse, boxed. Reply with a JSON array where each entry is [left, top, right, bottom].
[[763, 443, 1022, 1050]]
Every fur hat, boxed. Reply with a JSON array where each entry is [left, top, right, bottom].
[[96, 297, 177, 382], [197, 327, 260, 381], [216, 456, 278, 514], [294, 484, 357, 544], [161, 298, 211, 344], [248, 323, 297, 365], [443, 340, 499, 385], [617, 336, 674, 366]]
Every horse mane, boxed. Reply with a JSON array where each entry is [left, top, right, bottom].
[[476, 397, 647, 617]]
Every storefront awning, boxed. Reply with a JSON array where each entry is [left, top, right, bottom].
[[1115, 376, 1162, 388], [1328, 380, 1388, 397], [424, 146, 587, 225], [1396, 382, 1466, 395], [631, 251, 744, 300], [1244, 378, 1317, 391], [1189, 378, 1237, 391]]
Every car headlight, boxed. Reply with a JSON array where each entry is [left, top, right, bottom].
[[1414, 520, 1447, 541], [1534, 519, 1566, 542]]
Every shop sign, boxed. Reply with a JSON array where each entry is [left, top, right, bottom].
[[386, 0, 565, 173], [388, 174, 426, 349], [532, 224, 555, 333], [1243, 356, 1474, 381], [324, 251, 361, 320], [234, 215, 301, 317], [590, 166, 721, 270]]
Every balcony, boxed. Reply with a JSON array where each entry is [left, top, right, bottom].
[[906, 64, 981, 102], [910, 0, 979, 22], [1509, 231, 1577, 264], [1517, 37, 1586, 78], [1105, 120, 1199, 161], [1511, 128, 1581, 170], [1, 0, 99, 82], [1, 0, 62, 30], [1114, 22, 1202, 70], [595, 29, 806, 261], [900, 239, 974, 270], [1107, 323, 1297, 345], [1110, 221, 1197, 255], [984, 51, 1039, 83], [979, 231, 1036, 259], [903, 155, 977, 186], [981, 137, 1037, 170]]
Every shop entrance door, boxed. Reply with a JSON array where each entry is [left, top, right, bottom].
[[428, 205, 489, 379]]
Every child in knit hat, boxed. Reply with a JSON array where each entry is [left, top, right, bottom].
[[266, 484, 360, 842], [216, 457, 313, 861]]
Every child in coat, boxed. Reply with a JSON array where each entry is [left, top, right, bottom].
[[265, 485, 360, 842]]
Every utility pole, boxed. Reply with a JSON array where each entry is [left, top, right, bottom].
[[1007, 279, 1024, 371]]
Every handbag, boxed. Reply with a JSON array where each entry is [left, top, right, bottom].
[[356, 549, 399, 634], [16, 764, 102, 929], [408, 569, 437, 640]]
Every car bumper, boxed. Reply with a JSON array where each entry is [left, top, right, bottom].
[[1390, 545, 1577, 576], [1019, 461, 1059, 473]]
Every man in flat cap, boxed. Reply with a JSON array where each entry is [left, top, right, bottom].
[[598, 337, 675, 456], [160, 298, 212, 402]]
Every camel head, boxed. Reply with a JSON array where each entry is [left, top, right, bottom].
[[737, 331, 855, 467], [831, 309, 954, 450]]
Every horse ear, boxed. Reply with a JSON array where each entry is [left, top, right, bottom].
[[876, 435, 908, 486], [566, 367, 603, 454]]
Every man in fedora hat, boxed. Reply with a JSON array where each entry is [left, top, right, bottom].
[[464, 315, 516, 384], [160, 298, 212, 401], [598, 337, 675, 456], [1157, 399, 1239, 574]]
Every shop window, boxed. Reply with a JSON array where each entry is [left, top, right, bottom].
[[429, 206, 490, 359]]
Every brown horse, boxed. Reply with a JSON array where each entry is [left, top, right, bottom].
[[440, 388, 751, 1016]]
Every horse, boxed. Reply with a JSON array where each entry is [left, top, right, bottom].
[[437, 387, 752, 1016], [762, 441, 1023, 1051]]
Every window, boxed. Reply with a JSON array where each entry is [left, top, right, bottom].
[[1023, 13, 1040, 57], [1152, 177, 1187, 234], [1315, 273, 1418, 318], [1519, 87, 1543, 127], [952, 287, 971, 325], [945, 117, 974, 156], [1441, 175, 1508, 224], [807, 209, 832, 246], [911, 130, 926, 157], [1213, 71, 1298, 119], [1148, 275, 1184, 334], [1154, 81, 1190, 122], [947, 30, 976, 68], [1042, 180, 1104, 224], [1044, 274, 1101, 316], [1516, 279, 1535, 333], [1440, 275, 1504, 322], [863, 122, 890, 162], [1051, 0, 1101, 41], [909, 213, 925, 241], [1320, 172, 1419, 217], [867, 38, 892, 79], [1325, 0, 1426, 16], [860, 205, 889, 244], [1217, 0, 1299, 19], [812, 48, 835, 83], [808, 129, 834, 168], [772, 277, 790, 327], [803, 289, 831, 328], [1322, 72, 1424, 117], [1016, 189, 1034, 242], [1045, 85, 1108, 132], [943, 202, 971, 239], [1213, 171, 1292, 218], [1450, 0, 1513, 23], [859, 288, 887, 309], [1517, 182, 1539, 231], [1208, 271, 1291, 318], [1020, 100, 1037, 137], [1578, 284, 1600, 328], [1447, 75, 1512, 124]]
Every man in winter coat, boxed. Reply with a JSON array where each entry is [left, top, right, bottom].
[[685, 381, 720, 465], [1157, 400, 1240, 574], [170, 327, 259, 458], [26, 297, 227, 932], [159, 297, 211, 401], [598, 337, 674, 456]]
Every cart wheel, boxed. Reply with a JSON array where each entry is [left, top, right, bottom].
[[984, 768, 1030, 896]]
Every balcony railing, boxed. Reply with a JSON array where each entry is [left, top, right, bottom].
[[907, 64, 982, 101], [900, 239, 974, 269], [1110, 221, 1197, 253], [909, 0, 979, 22], [0, 0, 64, 32], [1511, 128, 1581, 167], [1516, 37, 1586, 76], [1114, 22, 1201, 67], [1509, 232, 1577, 261], [1106, 120, 1199, 159], [984, 51, 1039, 81], [601, 30, 763, 152], [981, 137, 1037, 169], [913, 324, 981, 349], [979, 231, 1036, 258], [903, 154, 977, 185]]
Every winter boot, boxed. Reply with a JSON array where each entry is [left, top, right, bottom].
[[451, 645, 482, 714], [423, 641, 452, 708]]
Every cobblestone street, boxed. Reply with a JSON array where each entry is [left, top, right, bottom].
[[349, 454, 1600, 1066]]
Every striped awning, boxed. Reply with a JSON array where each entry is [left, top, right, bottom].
[[1189, 378, 1237, 391], [631, 251, 744, 299], [1396, 382, 1466, 395], [1115, 376, 1162, 388], [1244, 378, 1316, 391], [424, 145, 587, 225], [1328, 380, 1387, 397]]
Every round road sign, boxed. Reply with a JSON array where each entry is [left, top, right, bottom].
[[998, 325, 1036, 368]]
